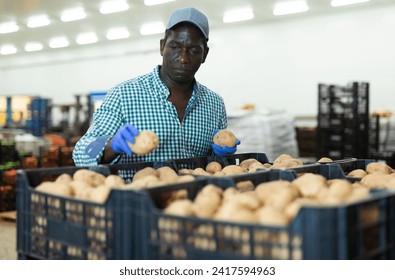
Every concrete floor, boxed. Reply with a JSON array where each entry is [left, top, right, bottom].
[[0, 218, 17, 260]]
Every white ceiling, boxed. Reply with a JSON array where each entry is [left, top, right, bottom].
[[0, 0, 394, 58]]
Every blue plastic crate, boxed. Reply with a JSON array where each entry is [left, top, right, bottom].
[[16, 165, 140, 260], [136, 171, 394, 260]]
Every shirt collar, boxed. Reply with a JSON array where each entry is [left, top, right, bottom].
[[153, 65, 201, 99]]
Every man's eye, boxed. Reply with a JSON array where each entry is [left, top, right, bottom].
[[190, 48, 201, 54]]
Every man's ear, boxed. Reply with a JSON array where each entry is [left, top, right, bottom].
[[160, 39, 165, 56], [202, 46, 209, 63]]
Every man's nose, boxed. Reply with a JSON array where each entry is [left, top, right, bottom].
[[179, 48, 190, 63]]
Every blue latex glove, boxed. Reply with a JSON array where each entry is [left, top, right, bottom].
[[212, 129, 241, 156], [111, 124, 139, 155]]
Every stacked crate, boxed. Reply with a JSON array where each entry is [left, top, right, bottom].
[[316, 82, 370, 160], [26, 97, 51, 137]]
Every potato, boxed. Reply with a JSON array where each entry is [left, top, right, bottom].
[[366, 162, 392, 175], [361, 174, 395, 189], [257, 206, 290, 226], [213, 129, 237, 147], [291, 173, 327, 198], [164, 199, 195, 216], [157, 166, 179, 183], [133, 167, 157, 181], [104, 175, 125, 188], [176, 175, 195, 183], [89, 185, 111, 203], [239, 158, 260, 170], [247, 162, 267, 172], [36, 182, 72, 197], [271, 158, 303, 169], [73, 169, 106, 187], [55, 173, 73, 185], [192, 167, 212, 176], [205, 161, 222, 174], [128, 130, 159, 155], [347, 169, 367, 178], [327, 179, 352, 201], [233, 191, 261, 210], [273, 154, 294, 165], [236, 180, 254, 191], [317, 157, 333, 163], [221, 165, 246, 175]]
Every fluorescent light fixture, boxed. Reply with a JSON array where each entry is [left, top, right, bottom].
[[223, 8, 254, 23], [60, 8, 87, 22], [144, 0, 175, 6], [106, 27, 130, 40], [25, 42, 44, 52], [49, 37, 69, 48], [27, 15, 51, 28], [331, 0, 370, 7], [140, 21, 165, 35], [0, 22, 19, 34], [76, 32, 98, 45], [0, 45, 17, 55], [100, 0, 129, 14], [273, 0, 309, 16]]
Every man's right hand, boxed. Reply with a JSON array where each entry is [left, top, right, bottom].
[[111, 124, 139, 155]]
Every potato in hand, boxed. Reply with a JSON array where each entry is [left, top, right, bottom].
[[213, 129, 237, 147], [128, 130, 159, 155]]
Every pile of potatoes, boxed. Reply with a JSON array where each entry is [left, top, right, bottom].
[[34, 166, 195, 204], [346, 162, 395, 189], [317, 157, 395, 188], [177, 154, 310, 177], [158, 173, 373, 259], [163, 174, 371, 227]]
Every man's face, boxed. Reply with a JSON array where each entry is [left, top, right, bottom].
[[160, 23, 209, 85]]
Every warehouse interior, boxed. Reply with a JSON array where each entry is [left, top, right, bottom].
[[1, 0, 395, 261]]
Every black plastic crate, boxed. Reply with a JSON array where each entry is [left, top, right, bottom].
[[105, 161, 175, 182], [170, 153, 269, 171], [324, 158, 375, 175], [270, 163, 348, 180], [136, 171, 394, 260], [16, 166, 141, 260]]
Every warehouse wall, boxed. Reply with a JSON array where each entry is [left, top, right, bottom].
[[1, 4, 394, 117]]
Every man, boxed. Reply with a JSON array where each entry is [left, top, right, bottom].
[[73, 7, 239, 166]]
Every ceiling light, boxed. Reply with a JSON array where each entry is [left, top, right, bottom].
[[27, 15, 51, 28], [0, 22, 19, 34], [106, 27, 130, 40], [76, 32, 98, 45], [140, 21, 165, 35], [49, 37, 69, 49], [331, 0, 370, 7], [223, 8, 254, 23], [60, 8, 87, 22], [0, 45, 17, 55], [273, 0, 309, 16], [100, 0, 129, 14], [144, 0, 175, 6], [25, 42, 44, 52]]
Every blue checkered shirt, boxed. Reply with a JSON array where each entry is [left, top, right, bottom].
[[72, 66, 227, 166]]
